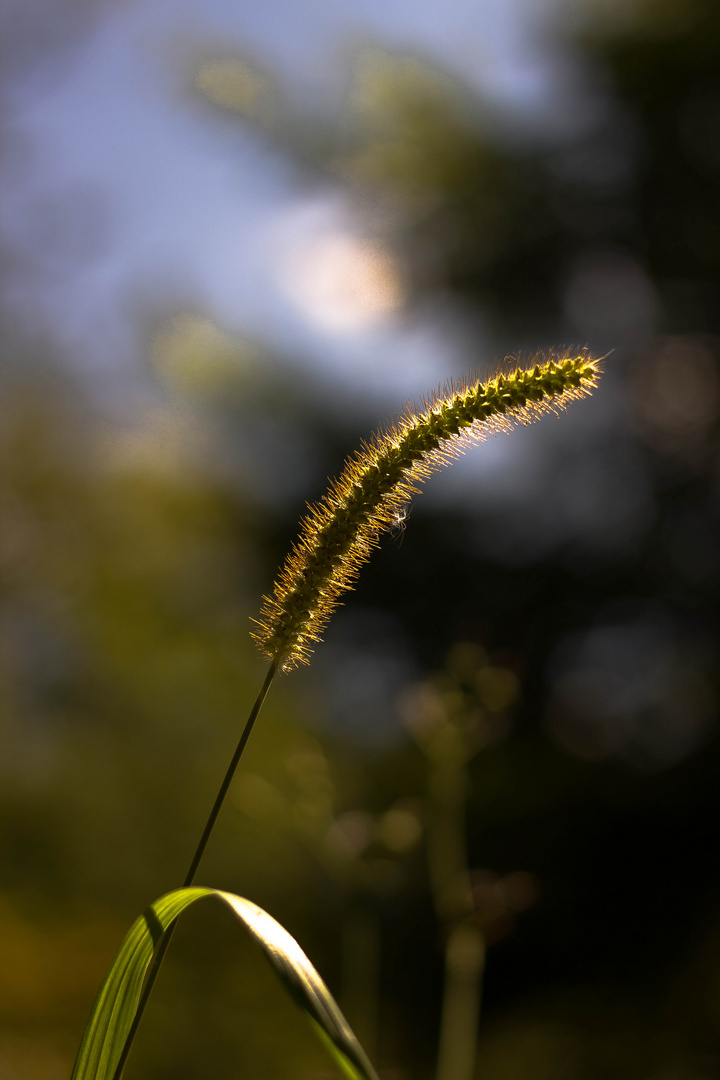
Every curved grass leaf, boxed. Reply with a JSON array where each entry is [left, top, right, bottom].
[[71, 887, 380, 1080]]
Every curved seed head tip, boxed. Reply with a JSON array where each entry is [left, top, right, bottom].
[[252, 349, 601, 672]]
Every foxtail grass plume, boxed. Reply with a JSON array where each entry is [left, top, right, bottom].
[[253, 351, 601, 671]]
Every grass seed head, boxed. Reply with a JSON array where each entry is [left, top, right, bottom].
[[252, 350, 601, 671]]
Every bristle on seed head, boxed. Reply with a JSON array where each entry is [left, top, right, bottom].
[[252, 350, 601, 671]]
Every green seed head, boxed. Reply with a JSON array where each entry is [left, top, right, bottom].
[[252, 350, 601, 671]]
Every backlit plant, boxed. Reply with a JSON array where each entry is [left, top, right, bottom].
[[71, 350, 601, 1080]]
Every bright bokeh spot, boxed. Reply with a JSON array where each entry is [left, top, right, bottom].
[[278, 232, 405, 333]]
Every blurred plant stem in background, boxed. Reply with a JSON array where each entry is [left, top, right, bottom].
[[436, 925, 485, 1080], [402, 643, 522, 1080]]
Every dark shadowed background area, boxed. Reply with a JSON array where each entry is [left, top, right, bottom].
[[2, 0, 720, 1077]]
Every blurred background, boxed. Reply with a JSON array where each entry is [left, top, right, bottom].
[[2, 0, 720, 1076]]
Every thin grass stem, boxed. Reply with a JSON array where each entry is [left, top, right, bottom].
[[111, 658, 280, 1080]]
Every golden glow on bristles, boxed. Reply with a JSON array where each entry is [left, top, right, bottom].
[[252, 350, 601, 671]]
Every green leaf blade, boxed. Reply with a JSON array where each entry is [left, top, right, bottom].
[[218, 892, 379, 1080], [71, 887, 380, 1080]]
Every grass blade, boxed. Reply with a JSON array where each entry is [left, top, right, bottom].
[[71, 887, 380, 1080]]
